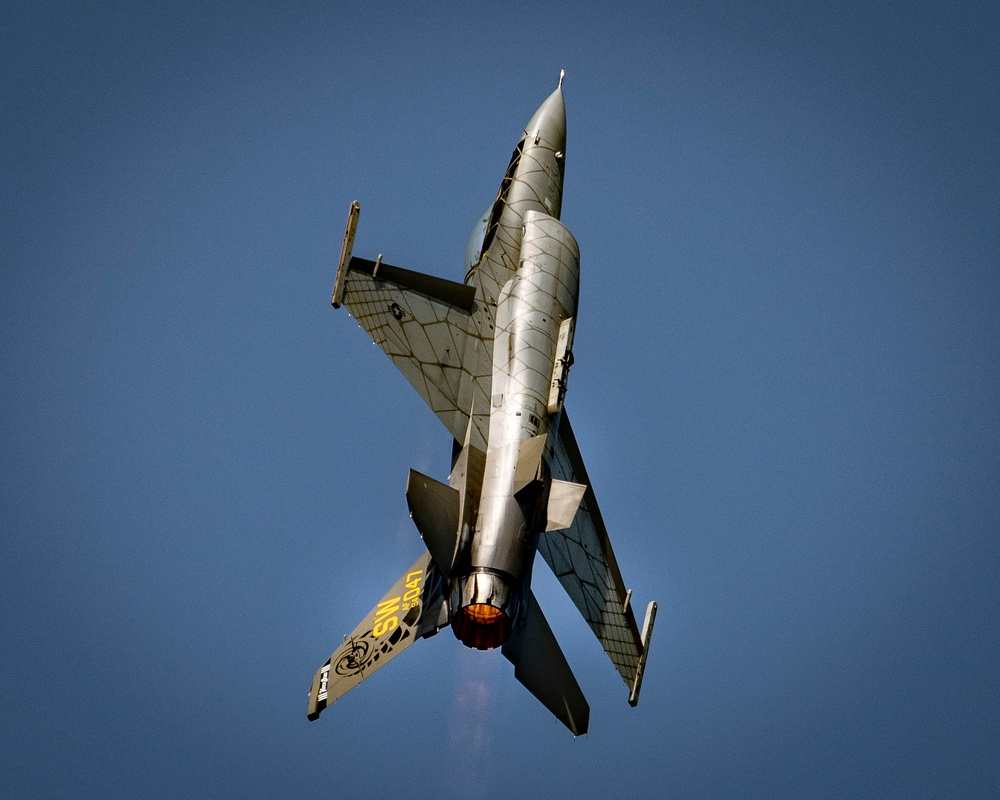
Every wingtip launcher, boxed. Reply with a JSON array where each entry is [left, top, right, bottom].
[[628, 600, 657, 707], [332, 200, 360, 308]]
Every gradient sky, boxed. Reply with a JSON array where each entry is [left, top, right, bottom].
[[3, 2, 998, 798]]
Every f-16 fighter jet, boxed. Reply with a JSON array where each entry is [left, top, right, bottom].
[[308, 73, 656, 736]]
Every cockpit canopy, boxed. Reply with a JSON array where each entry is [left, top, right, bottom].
[[464, 136, 526, 281], [464, 208, 490, 276]]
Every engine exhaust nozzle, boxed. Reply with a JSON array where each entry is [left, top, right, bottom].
[[451, 570, 520, 650]]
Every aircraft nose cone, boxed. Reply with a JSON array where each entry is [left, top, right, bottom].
[[524, 83, 566, 153]]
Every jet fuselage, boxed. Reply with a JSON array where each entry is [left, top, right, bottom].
[[311, 76, 656, 736], [449, 84, 578, 650]]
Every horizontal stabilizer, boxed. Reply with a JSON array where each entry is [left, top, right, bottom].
[[502, 591, 590, 736], [307, 551, 448, 721], [405, 470, 460, 578]]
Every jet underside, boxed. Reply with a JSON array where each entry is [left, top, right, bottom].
[[308, 75, 656, 736]]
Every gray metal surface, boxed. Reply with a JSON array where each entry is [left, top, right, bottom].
[[309, 75, 656, 734]]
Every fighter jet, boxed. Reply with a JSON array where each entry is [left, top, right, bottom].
[[308, 73, 656, 736]]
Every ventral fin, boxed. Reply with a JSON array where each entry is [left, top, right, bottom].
[[545, 478, 587, 531], [513, 434, 548, 496], [405, 470, 460, 578]]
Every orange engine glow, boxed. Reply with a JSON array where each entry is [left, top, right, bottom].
[[464, 604, 505, 624], [453, 604, 511, 650]]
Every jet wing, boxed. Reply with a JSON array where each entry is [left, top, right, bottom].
[[540, 410, 654, 699], [331, 203, 493, 446], [307, 551, 449, 720]]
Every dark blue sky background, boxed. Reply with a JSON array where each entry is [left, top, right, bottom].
[[3, 2, 998, 797]]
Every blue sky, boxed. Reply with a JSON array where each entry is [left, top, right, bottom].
[[3, 1, 998, 797]]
